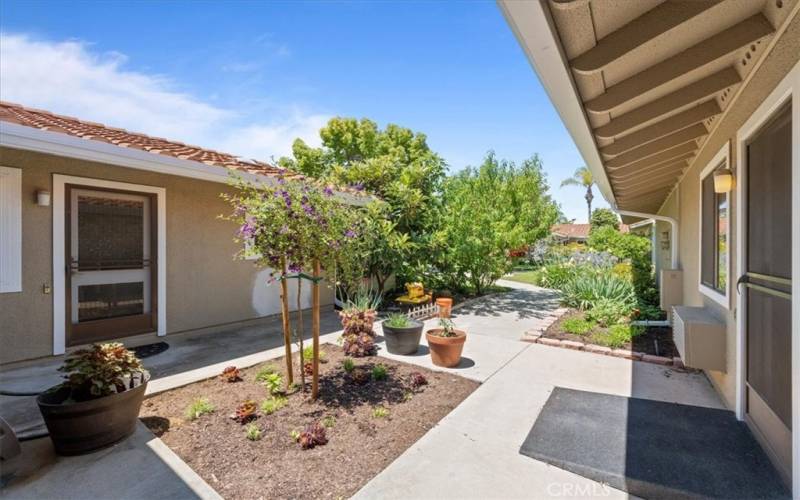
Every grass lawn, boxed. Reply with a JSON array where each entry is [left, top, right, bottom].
[[504, 270, 540, 286]]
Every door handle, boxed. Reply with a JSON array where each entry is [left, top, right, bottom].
[[736, 274, 748, 295]]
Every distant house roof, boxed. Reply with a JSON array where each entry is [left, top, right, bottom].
[[0, 101, 367, 197], [551, 223, 629, 240]]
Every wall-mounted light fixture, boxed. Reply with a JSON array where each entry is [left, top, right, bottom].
[[713, 168, 734, 193], [36, 190, 51, 206]]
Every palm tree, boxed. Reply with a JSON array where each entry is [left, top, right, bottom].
[[560, 166, 595, 223]]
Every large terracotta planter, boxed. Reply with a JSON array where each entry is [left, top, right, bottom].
[[383, 319, 424, 355], [37, 375, 149, 456], [426, 329, 466, 368]]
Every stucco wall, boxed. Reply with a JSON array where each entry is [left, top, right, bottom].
[[657, 15, 800, 409], [0, 147, 333, 364]]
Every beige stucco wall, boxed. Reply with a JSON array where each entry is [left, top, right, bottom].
[[0, 147, 333, 364], [656, 15, 800, 410]]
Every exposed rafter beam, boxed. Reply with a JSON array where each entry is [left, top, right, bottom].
[[603, 100, 719, 158], [613, 164, 688, 189], [615, 175, 682, 196], [609, 156, 694, 181], [594, 68, 740, 139], [585, 14, 773, 113], [615, 186, 673, 204], [606, 141, 697, 174], [602, 123, 708, 162], [570, 0, 721, 74]]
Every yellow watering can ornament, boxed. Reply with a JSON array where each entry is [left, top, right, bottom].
[[396, 282, 432, 305]]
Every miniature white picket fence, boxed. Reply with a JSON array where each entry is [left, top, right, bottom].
[[406, 302, 439, 321]]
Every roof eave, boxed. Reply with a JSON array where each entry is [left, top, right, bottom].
[[497, 0, 616, 209]]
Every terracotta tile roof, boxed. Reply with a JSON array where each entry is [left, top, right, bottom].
[[551, 223, 630, 239], [551, 223, 592, 240], [0, 101, 368, 197]]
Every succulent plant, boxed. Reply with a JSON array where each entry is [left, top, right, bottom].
[[298, 422, 328, 449], [342, 357, 355, 373], [372, 363, 388, 381], [245, 423, 262, 441], [232, 400, 258, 424], [409, 371, 428, 389], [350, 367, 369, 385], [221, 366, 242, 383], [59, 342, 148, 399]]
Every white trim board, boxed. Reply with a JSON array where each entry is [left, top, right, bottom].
[[0, 122, 370, 207], [734, 59, 799, 496], [52, 174, 167, 355], [697, 142, 731, 309]]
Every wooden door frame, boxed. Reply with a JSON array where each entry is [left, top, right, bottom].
[[735, 60, 799, 494], [53, 175, 166, 354], [64, 185, 158, 346]]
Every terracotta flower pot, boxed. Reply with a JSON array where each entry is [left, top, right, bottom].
[[435, 298, 453, 318], [426, 329, 466, 368]]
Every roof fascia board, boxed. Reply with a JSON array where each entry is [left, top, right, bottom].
[[497, 0, 616, 208]]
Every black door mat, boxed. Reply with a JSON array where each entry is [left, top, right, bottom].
[[520, 387, 790, 499], [132, 341, 169, 359]]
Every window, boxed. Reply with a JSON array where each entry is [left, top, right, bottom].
[[700, 163, 728, 299], [0, 166, 22, 293]]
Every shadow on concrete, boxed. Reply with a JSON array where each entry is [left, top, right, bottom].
[[454, 288, 561, 321]]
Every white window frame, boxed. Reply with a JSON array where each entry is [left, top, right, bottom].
[[0, 166, 22, 293], [52, 174, 166, 355], [697, 143, 731, 309]]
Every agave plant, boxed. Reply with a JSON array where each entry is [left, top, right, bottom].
[[560, 272, 636, 311]]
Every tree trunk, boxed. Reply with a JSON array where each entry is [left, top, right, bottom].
[[311, 259, 321, 400], [279, 258, 293, 386], [585, 186, 594, 223], [296, 278, 305, 392]]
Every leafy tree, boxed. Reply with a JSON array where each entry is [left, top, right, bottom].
[[560, 166, 595, 223], [590, 208, 619, 232], [279, 117, 446, 292], [588, 226, 657, 307], [434, 153, 560, 294]]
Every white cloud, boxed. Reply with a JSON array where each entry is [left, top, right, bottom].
[[0, 33, 327, 162]]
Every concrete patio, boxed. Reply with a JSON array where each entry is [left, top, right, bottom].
[[1, 282, 726, 499]]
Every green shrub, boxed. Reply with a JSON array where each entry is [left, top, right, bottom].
[[372, 406, 389, 418], [261, 396, 288, 415], [591, 324, 643, 349], [372, 363, 388, 381], [560, 272, 636, 311], [245, 424, 262, 441], [184, 398, 215, 421], [585, 298, 632, 327], [561, 316, 595, 335], [538, 263, 578, 289]]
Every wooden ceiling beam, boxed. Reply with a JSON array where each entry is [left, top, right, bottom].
[[612, 165, 687, 189], [606, 142, 697, 174], [570, 1, 721, 74], [595, 68, 740, 139], [609, 155, 693, 180], [614, 175, 682, 197], [585, 14, 773, 113]]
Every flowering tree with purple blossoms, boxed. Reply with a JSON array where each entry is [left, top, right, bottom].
[[224, 173, 370, 400]]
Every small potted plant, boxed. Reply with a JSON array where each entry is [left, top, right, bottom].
[[426, 318, 467, 367], [381, 312, 424, 355], [37, 342, 150, 455]]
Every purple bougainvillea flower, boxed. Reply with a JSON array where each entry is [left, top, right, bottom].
[[288, 263, 302, 273], [238, 216, 256, 239]]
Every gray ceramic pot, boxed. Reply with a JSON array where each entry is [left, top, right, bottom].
[[382, 319, 424, 355]]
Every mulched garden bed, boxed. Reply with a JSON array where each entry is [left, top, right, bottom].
[[543, 309, 679, 358], [140, 344, 478, 499]]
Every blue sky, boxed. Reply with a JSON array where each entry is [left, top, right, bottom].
[[0, 0, 607, 222]]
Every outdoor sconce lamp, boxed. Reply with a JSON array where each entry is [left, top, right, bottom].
[[36, 190, 51, 206], [713, 168, 734, 193]]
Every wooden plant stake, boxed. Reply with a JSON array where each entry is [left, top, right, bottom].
[[297, 278, 306, 391], [311, 259, 321, 400], [279, 258, 293, 385]]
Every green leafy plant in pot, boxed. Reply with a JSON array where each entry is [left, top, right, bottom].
[[426, 318, 467, 368], [381, 313, 424, 355], [36, 342, 150, 455]]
